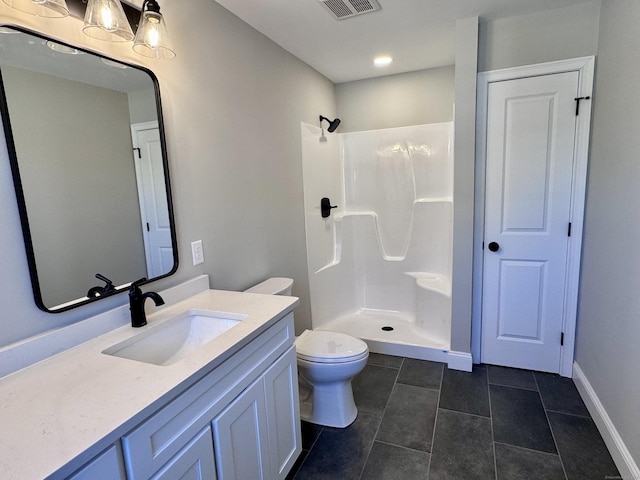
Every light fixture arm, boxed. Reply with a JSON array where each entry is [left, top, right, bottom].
[[141, 0, 161, 14]]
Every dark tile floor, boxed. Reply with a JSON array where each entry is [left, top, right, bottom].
[[287, 354, 620, 480]]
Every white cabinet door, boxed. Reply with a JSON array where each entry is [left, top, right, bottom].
[[263, 346, 302, 480], [213, 378, 271, 480], [151, 426, 217, 480]]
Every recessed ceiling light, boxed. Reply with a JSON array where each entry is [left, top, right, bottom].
[[374, 56, 393, 67], [101, 58, 128, 69], [45, 40, 83, 55]]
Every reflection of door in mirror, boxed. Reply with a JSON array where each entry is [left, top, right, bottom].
[[131, 122, 174, 278]]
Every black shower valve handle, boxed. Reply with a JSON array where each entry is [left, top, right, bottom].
[[321, 197, 338, 218]]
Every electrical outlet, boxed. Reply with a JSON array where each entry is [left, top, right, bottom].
[[191, 240, 204, 265]]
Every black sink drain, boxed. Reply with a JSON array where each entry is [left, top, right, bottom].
[[381, 326, 394, 331]]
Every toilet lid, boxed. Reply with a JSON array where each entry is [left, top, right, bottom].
[[296, 330, 368, 363]]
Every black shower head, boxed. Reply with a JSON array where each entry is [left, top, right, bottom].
[[319, 115, 341, 133]]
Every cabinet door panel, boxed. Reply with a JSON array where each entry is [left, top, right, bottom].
[[151, 426, 217, 480], [212, 379, 270, 480], [263, 346, 302, 480]]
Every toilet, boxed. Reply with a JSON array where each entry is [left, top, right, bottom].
[[244, 277, 295, 296], [245, 278, 369, 428]]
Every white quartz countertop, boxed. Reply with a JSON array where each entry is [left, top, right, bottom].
[[0, 289, 298, 480]]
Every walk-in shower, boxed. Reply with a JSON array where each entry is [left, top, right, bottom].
[[301, 122, 453, 361]]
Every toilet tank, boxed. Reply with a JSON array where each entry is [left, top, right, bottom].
[[244, 277, 293, 295]]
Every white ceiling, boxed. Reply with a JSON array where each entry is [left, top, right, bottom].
[[215, 0, 593, 84]]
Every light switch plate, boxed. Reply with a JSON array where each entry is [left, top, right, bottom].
[[191, 240, 204, 265]]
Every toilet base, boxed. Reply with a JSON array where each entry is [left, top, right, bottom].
[[298, 380, 358, 428]]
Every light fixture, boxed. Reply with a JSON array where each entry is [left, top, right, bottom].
[[1, 0, 69, 18], [2, 0, 175, 59], [132, 0, 175, 60], [82, 0, 134, 42], [374, 55, 393, 67]]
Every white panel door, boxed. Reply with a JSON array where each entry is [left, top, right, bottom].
[[132, 122, 173, 278], [481, 71, 579, 373]]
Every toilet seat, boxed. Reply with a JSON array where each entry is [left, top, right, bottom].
[[296, 330, 368, 364]]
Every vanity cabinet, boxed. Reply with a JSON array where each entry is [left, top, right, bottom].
[[117, 313, 300, 480]]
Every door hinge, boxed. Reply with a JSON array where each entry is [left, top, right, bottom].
[[133, 147, 141, 159], [568, 222, 572, 237], [561, 332, 565, 346], [146, 222, 150, 232], [574, 96, 591, 116]]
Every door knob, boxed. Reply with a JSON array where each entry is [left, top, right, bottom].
[[321, 197, 338, 218], [488, 242, 500, 252]]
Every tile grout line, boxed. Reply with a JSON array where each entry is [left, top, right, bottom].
[[533, 371, 570, 480], [357, 357, 405, 480], [436, 406, 491, 420], [486, 366, 499, 480], [425, 362, 444, 480], [306, 425, 324, 452], [487, 381, 538, 392], [290, 424, 324, 479], [544, 408, 593, 419], [493, 440, 566, 458], [374, 438, 431, 454]]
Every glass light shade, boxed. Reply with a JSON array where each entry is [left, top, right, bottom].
[[2, 0, 69, 18], [133, 9, 175, 60], [82, 0, 134, 42]]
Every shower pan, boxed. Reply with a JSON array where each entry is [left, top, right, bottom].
[[301, 122, 453, 362]]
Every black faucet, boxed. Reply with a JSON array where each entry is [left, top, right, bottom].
[[87, 273, 116, 298], [129, 278, 165, 328]]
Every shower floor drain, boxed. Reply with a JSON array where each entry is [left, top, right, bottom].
[[381, 326, 394, 331]]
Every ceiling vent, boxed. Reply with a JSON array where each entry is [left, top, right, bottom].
[[318, 0, 381, 20]]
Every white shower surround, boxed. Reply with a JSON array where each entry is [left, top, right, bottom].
[[301, 122, 453, 362]]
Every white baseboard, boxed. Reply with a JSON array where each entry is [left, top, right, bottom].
[[448, 351, 473, 372], [573, 362, 640, 480]]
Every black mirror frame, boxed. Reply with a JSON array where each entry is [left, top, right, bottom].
[[0, 25, 179, 313]]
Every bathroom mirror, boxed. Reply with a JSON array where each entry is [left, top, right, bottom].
[[0, 26, 178, 313]]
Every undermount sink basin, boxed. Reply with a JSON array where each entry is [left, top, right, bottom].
[[103, 309, 246, 366]]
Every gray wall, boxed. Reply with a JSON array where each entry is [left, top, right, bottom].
[[128, 88, 158, 124], [335, 66, 454, 132], [0, 0, 335, 346], [451, 17, 478, 355], [3, 67, 146, 307], [478, 1, 601, 72], [576, 0, 640, 465]]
